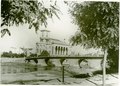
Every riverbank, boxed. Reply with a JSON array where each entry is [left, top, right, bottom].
[[1, 71, 119, 85], [0, 58, 119, 85]]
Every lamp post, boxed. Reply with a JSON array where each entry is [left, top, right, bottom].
[[61, 62, 68, 84], [62, 64, 65, 83]]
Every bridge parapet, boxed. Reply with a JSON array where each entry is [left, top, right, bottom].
[[25, 56, 103, 60]]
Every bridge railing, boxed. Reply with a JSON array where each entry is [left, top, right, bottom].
[[25, 56, 103, 60]]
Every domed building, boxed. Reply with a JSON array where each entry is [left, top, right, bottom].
[[36, 29, 71, 56]]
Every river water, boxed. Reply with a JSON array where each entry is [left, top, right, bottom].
[[1, 58, 102, 75]]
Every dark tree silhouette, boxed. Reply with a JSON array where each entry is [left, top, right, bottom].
[[40, 50, 54, 67], [1, 0, 60, 37], [40, 50, 50, 56], [69, 2, 119, 72]]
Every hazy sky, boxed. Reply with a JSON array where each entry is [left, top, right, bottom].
[[0, 0, 104, 55], [0, 1, 78, 53]]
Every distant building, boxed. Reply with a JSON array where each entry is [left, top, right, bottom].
[[36, 29, 71, 56]]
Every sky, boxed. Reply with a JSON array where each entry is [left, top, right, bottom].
[[0, 1, 78, 53], [0, 0, 103, 54]]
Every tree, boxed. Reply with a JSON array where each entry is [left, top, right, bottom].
[[1, 0, 60, 37], [69, 2, 119, 72], [40, 50, 50, 56], [1, 51, 11, 57], [39, 50, 55, 67]]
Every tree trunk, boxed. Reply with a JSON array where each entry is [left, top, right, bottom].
[[103, 49, 108, 86]]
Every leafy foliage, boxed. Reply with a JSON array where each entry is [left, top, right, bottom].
[[107, 47, 119, 72], [39, 50, 55, 67], [69, 2, 119, 72], [1, 0, 60, 37], [40, 50, 50, 56], [1, 29, 11, 37], [1, 51, 25, 58], [70, 2, 119, 50]]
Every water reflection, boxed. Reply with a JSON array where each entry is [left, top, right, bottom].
[[1, 63, 39, 74], [34, 65, 38, 71]]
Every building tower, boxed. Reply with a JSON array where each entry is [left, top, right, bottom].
[[37, 29, 51, 55], [40, 29, 50, 44]]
